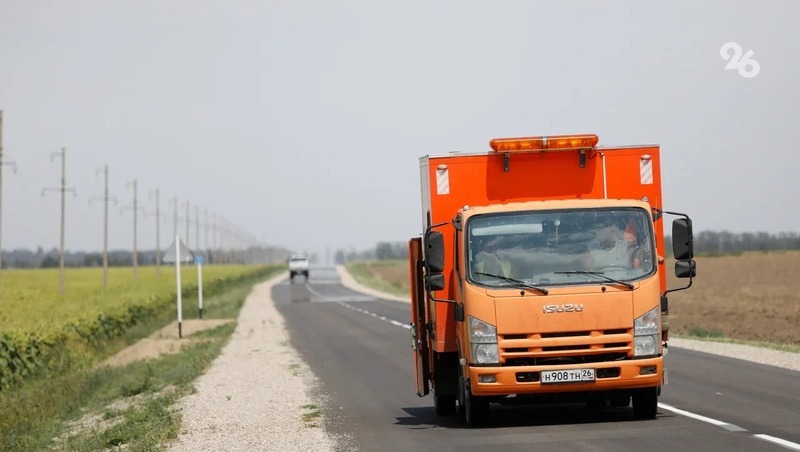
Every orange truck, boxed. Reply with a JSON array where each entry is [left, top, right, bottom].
[[408, 134, 696, 426]]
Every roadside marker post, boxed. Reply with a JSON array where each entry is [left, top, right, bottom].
[[175, 235, 182, 338], [195, 256, 204, 319], [163, 235, 193, 339]]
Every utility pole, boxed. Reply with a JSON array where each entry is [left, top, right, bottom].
[[218, 217, 226, 264], [42, 148, 75, 296], [183, 200, 190, 251], [212, 213, 218, 263], [171, 197, 179, 240], [89, 164, 116, 289], [0, 110, 18, 296], [195, 206, 200, 257], [122, 179, 144, 281], [149, 188, 162, 275], [204, 209, 209, 261]]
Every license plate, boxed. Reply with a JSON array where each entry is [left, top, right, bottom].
[[541, 368, 596, 384]]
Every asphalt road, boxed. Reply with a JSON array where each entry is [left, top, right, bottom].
[[273, 266, 800, 452]]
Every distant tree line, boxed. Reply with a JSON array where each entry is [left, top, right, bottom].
[[333, 241, 408, 264], [665, 230, 800, 257], [1, 245, 292, 269]]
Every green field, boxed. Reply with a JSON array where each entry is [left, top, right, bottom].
[[0, 265, 259, 335], [0, 265, 283, 451], [0, 264, 278, 391]]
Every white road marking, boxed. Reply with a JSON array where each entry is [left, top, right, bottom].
[[335, 299, 800, 449], [338, 301, 410, 329], [658, 403, 739, 429], [660, 403, 800, 448], [304, 283, 324, 298], [753, 434, 800, 451]]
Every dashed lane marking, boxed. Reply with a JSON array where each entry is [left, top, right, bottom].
[[658, 403, 745, 431], [337, 301, 410, 329], [753, 435, 800, 451]]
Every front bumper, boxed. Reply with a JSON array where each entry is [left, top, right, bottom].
[[469, 357, 662, 396]]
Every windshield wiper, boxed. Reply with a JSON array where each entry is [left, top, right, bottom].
[[554, 271, 634, 290], [475, 272, 549, 295]]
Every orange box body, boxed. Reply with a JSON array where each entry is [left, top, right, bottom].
[[418, 146, 666, 354]]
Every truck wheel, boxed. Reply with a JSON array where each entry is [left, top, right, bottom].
[[632, 387, 658, 419], [461, 379, 490, 427], [434, 392, 456, 416]]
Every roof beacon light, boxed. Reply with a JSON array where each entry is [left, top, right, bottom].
[[489, 134, 599, 153]]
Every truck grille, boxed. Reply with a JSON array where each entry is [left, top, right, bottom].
[[499, 329, 632, 366]]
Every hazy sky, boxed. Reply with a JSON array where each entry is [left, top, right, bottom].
[[1, 1, 798, 260]]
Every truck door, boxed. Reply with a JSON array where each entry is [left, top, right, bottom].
[[408, 237, 430, 397]]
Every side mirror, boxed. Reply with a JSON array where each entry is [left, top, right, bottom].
[[675, 260, 696, 278], [425, 231, 445, 274], [427, 273, 445, 291], [672, 218, 694, 260]]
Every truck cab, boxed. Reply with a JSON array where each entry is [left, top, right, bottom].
[[409, 134, 696, 426]]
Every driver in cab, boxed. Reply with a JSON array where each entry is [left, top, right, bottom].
[[586, 222, 634, 270], [473, 235, 514, 279]]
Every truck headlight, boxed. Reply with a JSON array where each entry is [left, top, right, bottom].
[[469, 316, 497, 343], [472, 343, 499, 364], [634, 335, 658, 356], [469, 316, 498, 364], [634, 306, 660, 357]]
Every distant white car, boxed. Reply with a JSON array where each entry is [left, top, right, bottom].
[[288, 254, 310, 283]]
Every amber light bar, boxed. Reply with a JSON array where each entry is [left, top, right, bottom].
[[489, 134, 599, 152]]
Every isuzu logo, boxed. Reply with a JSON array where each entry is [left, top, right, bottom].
[[542, 304, 584, 313]]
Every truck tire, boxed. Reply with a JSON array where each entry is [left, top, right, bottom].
[[434, 392, 457, 416], [460, 378, 490, 427], [632, 387, 658, 419]]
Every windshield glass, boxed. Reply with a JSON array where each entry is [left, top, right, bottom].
[[467, 207, 655, 287]]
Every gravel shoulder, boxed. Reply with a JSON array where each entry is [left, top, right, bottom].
[[171, 273, 336, 451]]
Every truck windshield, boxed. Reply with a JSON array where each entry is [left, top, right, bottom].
[[467, 207, 655, 287]]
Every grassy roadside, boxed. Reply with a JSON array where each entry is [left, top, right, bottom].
[[0, 266, 282, 451], [345, 258, 800, 353], [345, 260, 409, 298]]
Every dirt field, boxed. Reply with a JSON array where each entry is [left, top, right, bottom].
[[100, 319, 234, 368], [354, 252, 800, 345], [667, 251, 800, 344]]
